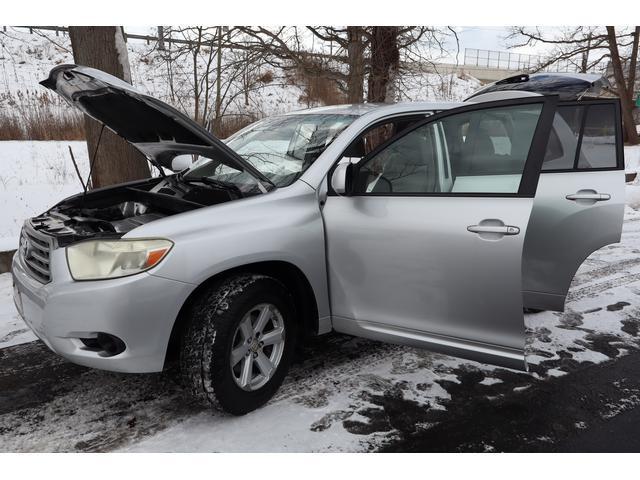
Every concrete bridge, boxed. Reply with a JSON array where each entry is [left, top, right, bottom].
[[427, 63, 521, 83]]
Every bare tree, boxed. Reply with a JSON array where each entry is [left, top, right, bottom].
[[509, 26, 639, 144], [158, 26, 270, 135], [68, 26, 150, 188], [239, 26, 451, 104], [607, 26, 639, 145], [238, 26, 352, 103]]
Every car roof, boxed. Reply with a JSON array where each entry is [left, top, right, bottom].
[[283, 101, 462, 117]]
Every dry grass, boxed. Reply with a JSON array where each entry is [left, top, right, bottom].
[[211, 115, 258, 139], [0, 113, 85, 141], [255, 70, 274, 84], [294, 69, 346, 107], [0, 91, 85, 141], [0, 116, 25, 141]]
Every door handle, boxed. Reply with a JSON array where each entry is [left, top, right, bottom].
[[566, 192, 610, 202], [467, 225, 520, 235]]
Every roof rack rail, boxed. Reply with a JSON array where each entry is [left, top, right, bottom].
[[495, 74, 529, 85]]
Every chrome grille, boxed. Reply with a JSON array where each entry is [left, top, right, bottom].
[[19, 226, 52, 283]]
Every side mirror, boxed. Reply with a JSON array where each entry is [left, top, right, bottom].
[[170, 155, 192, 173], [331, 162, 353, 195]]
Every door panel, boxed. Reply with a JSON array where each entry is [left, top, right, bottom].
[[522, 100, 625, 311], [522, 170, 625, 310], [323, 97, 557, 370], [326, 196, 535, 367]]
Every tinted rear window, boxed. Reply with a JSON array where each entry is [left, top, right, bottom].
[[542, 102, 618, 171], [543, 105, 583, 170], [577, 103, 617, 169]]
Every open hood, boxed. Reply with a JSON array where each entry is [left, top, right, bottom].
[[41, 64, 272, 187]]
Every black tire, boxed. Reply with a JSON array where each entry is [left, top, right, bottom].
[[180, 274, 297, 415]]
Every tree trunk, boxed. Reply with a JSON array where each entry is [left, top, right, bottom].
[[68, 26, 150, 188], [191, 28, 203, 125], [346, 26, 365, 103], [214, 26, 224, 135], [367, 26, 400, 103], [606, 26, 639, 145], [157, 26, 165, 51], [580, 34, 592, 73], [627, 27, 639, 128]]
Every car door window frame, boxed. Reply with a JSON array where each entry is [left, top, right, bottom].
[[325, 113, 436, 196], [346, 96, 558, 198], [541, 98, 624, 174]]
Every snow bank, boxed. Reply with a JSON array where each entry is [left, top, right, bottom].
[[625, 144, 640, 174], [0, 140, 89, 251]]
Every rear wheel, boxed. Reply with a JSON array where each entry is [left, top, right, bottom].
[[180, 274, 297, 415]]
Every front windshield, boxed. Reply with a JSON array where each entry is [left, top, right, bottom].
[[185, 113, 356, 189]]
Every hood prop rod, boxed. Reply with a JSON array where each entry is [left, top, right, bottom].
[[83, 123, 105, 204]]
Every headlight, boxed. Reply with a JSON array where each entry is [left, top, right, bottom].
[[67, 238, 173, 281]]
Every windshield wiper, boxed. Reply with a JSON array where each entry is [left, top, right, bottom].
[[180, 175, 244, 198]]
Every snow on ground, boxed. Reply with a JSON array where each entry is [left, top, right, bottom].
[[625, 145, 640, 174], [399, 71, 482, 102], [0, 140, 89, 251], [625, 145, 640, 209]]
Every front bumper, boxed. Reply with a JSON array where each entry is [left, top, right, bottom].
[[11, 249, 195, 373]]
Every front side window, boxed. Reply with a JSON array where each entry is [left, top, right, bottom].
[[354, 104, 543, 195]]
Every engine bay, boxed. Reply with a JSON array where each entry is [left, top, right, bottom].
[[29, 176, 239, 246]]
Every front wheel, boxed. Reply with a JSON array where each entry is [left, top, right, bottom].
[[180, 274, 297, 415]]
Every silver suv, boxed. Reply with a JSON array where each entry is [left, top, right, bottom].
[[12, 66, 625, 414]]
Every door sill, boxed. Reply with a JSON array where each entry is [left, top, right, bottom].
[[332, 316, 527, 371]]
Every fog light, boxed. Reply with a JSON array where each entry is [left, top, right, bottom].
[[80, 333, 126, 356]]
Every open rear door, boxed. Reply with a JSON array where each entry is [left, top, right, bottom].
[[522, 99, 625, 311]]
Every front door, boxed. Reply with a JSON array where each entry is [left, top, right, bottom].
[[322, 97, 557, 370]]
